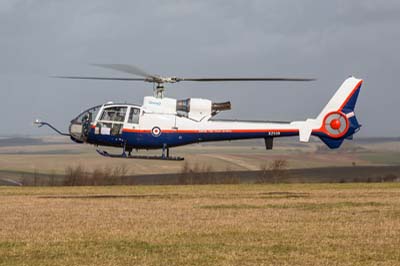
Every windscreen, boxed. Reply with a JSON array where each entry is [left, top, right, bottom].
[[72, 105, 102, 124]]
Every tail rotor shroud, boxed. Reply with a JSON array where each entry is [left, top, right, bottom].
[[322, 111, 349, 138]]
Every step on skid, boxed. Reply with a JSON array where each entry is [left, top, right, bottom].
[[96, 149, 184, 161]]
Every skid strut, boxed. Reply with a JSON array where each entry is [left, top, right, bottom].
[[96, 143, 184, 161]]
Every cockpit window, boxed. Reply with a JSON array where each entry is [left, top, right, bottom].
[[128, 107, 140, 124], [73, 105, 101, 124], [100, 106, 127, 122]]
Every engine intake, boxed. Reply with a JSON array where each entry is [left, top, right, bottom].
[[176, 99, 190, 113]]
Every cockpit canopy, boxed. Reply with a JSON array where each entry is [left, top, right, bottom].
[[71, 104, 141, 124], [69, 103, 141, 143], [71, 105, 102, 125]]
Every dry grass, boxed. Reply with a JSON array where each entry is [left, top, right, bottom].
[[1, 183, 400, 265]]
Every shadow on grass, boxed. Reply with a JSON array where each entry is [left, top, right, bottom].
[[38, 194, 180, 199], [258, 191, 310, 199], [200, 201, 387, 210], [200, 204, 265, 210], [267, 201, 387, 210]]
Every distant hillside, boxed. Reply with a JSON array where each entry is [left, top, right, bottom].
[[0, 137, 46, 147], [5, 165, 400, 186], [0, 136, 397, 148], [354, 137, 400, 144], [0, 178, 22, 186]]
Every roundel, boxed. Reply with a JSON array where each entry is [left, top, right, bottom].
[[151, 126, 162, 137], [322, 111, 349, 138]]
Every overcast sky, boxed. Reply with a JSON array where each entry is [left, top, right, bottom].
[[0, 0, 399, 137]]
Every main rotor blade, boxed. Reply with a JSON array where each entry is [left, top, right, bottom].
[[91, 64, 157, 79], [53, 76, 147, 81], [178, 77, 316, 82]]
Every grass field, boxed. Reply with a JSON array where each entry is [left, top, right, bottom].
[[1, 184, 400, 265]]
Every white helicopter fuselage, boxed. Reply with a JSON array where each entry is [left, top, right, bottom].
[[68, 77, 363, 152]]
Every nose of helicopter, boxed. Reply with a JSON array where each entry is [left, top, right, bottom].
[[69, 119, 85, 143], [68, 105, 101, 143]]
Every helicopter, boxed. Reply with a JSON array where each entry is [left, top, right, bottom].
[[35, 64, 363, 160]]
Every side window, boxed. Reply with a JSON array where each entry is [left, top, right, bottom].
[[100, 107, 127, 122], [128, 107, 140, 124]]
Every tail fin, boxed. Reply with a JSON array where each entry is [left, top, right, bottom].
[[316, 76, 363, 123], [293, 76, 363, 149]]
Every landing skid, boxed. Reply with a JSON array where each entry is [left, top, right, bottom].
[[96, 149, 184, 161]]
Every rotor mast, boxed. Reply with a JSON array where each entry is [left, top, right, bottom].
[[150, 77, 179, 98], [155, 83, 165, 98]]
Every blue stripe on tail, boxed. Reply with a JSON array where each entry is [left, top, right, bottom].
[[341, 83, 362, 113]]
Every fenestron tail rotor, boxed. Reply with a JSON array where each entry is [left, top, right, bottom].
[[54, 64, 316, 98]]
